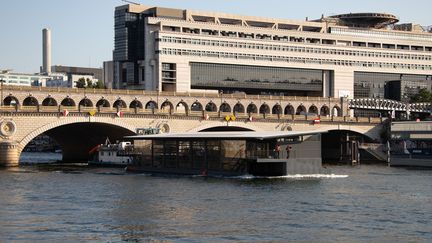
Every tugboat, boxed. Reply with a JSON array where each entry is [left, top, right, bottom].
[[88, 138, 134, 167]]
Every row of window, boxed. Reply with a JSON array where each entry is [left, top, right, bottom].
[[155, 18, 432, 53], [158, 48, 432, 71], [158, 36, 432, 61], [331, 27, 432, 43]]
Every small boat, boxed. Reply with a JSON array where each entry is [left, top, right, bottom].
[[88, 139, 134, 167]]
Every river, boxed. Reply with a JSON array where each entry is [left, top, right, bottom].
[[0, 152, 431, 242]]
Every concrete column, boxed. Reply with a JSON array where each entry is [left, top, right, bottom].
[[0, 140, 21, 166]]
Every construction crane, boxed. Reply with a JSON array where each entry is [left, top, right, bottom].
[[121, 0, 140, 5]]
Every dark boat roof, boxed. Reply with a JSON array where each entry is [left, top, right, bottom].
[[127, 130, 327, 140]]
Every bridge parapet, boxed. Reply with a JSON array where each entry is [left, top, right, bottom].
[[0, 107, 385, 124], [1, 85, 348, 117]]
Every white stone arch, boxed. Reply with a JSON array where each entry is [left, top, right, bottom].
[[321, 126, 379, 141], [187, 122, 265, 132], [19, 117, 136, 151]]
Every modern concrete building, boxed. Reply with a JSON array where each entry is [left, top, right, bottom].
[[0, 70, 51, 87], [46, 65, 103, 88], [113, 4, 432, 99], [103, 61, 115, 89]]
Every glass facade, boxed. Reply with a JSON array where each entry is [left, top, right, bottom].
[[354, 72, 431, 99], [191, 62, 326, 96], [114, 7, 146, 85], [354, 72, 432, 117]]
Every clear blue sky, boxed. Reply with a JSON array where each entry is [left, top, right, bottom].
[[1, 0, 431, 73]]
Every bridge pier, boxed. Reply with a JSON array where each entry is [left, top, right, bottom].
[[0, 141, 21, 167]]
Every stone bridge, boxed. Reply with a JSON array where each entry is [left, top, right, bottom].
[[1, 85, 349, 117], [0, 86, 384, 166]]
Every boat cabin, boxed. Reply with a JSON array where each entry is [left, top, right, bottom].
[[127, 130, 326, 176]]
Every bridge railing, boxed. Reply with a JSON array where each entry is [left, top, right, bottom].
[[1, 84, 342, 103], [0, 105, 385, 124]]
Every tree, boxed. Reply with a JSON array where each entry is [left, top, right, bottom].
[[75, 78, 86, 88], [86, 78, 93, 88], [410, 88, 432, 103], [93, 80, 105, 89]]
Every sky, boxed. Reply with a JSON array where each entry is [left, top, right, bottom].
[[0, 0, 431, 73]]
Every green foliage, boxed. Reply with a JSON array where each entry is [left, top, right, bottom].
[[75, 78, 86, 88], [86, 78, 93, 88], [75, 77, 105, 89], [410, 88, 432, 103], [93, 80, 105, 89]]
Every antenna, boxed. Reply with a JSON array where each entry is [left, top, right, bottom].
[[121, 0, 140, 5]]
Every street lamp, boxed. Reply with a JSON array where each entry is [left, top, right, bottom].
[[0, 78, 4, 107], [219, 90, 223, 116]]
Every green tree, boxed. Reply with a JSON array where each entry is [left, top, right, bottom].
[[86, 78, 93, 88], [75, 77, 86, 88], [410, 88, 432, 103], [93, 80, 105, 89]]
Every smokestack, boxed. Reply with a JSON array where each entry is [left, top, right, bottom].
[[42, 28, 51, 74]]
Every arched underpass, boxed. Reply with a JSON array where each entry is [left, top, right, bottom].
[[23, 123, 136, 163], [200, 126, 255, 132], [322, 130, 374, 164]]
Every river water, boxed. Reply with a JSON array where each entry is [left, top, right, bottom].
[[0, 153, 431, 242]]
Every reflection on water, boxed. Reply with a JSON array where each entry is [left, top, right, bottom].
[[0, 153, 431, 241], [20, 152, 62, 164]]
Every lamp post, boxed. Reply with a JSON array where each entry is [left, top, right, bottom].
[[219, 90, 223, 117], [156, 87, 159, 112], [0, 78, 4, 107]]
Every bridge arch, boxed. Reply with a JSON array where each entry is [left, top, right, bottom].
[[176, 101, 189, 113], [161, 100, 173, 112], [191, 101, 203, 111], [272, 104, 282, 115], [284, 104, 294, 115], [19, 118, 137, 163], [3, 95, 19, 106], [332, 105, 342, 117], [130, 99, 143, 109], [42, 97, 58, 106], [96, 98, 110, 107], [23, 96, 39, 106], [79, 98, 93, 107], [145, 100, 157, 110], [205, 102, 217, 112], [113, 99, 127, 108], [320, 105, 330, 116], [322, 129, 375, 162], [296, 105, 306, 115], [187, 122, 264, 132], [61, 97, 76, 107], [233, 102, 245, 114], [259, 103, 270, 114], [247, 103, 258, 114], [308, 105, 318, 115], [220, 102, 231, 112]]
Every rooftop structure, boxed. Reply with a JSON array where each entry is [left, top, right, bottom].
[[322, 13, 399, 29]]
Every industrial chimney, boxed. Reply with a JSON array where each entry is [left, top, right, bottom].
[[42, 28, 51, 74]]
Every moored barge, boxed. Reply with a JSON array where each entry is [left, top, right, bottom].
[[126, 130, 327, 176]]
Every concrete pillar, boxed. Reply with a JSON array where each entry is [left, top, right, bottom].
[[0, 141, 21, 166]]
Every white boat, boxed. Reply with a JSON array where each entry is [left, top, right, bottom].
[[89, 139, 134, 167]]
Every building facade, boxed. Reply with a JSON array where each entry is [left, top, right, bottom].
[[46, 65, 103, 88], [0, 70, 51, 86], [113, 4, 432, 99]]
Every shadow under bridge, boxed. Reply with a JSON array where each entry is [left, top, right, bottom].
[[43, 122, 136, 163]]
